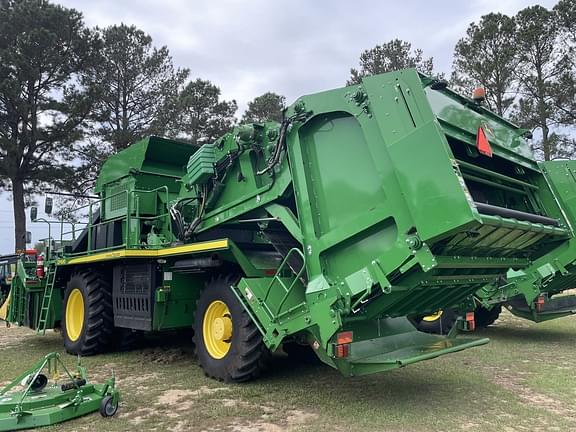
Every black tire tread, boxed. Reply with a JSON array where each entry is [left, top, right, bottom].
[[99, 395, 118, 417], [193, 275, 269, 383], [475, 305, 502, 328], [63, 271, 113, 356]]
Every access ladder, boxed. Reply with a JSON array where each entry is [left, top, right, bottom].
[[36, 267, 57, 335]]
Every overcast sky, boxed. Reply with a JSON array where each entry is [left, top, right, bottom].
[[0, 0, 559, 253]]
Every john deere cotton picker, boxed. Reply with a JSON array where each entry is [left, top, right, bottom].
[[3, 68, 574, 382]]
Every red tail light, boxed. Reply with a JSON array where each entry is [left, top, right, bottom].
[[535, 296, 545, 312], [334, 343, 350, 358], [466, 311, 476, 332], [337, 331, 353, 345], [334, 331, 353, 358]]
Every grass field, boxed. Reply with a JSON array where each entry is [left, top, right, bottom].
[[1, 311, 576, 432]]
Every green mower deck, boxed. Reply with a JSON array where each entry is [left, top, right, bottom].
[[0, 352, 119, 431]]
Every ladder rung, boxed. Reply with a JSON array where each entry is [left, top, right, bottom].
[[36, 268, 58, 334]]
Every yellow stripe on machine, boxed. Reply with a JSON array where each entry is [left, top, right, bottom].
[[58, 239, 229, 265]]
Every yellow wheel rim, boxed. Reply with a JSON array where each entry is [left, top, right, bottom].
[[422, 310, 444, 322], [66, 289, 85, 342], [203, 300, 233, 359]]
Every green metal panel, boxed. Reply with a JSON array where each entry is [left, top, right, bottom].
[[94, 136, 196, 193], [152, 271, 203, 331], [185, 143, 217, 186]]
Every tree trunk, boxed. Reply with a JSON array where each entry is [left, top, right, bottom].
[[11, 178, 27, 252]]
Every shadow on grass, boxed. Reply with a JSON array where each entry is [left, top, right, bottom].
[[24, 332, 64, 351], [476, 325, 576, 344], [248, 354, 486, 417]]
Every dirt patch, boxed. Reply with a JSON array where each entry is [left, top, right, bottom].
[[124, 407, 156, 425], [0, 327, 34, 348], [230, 409, 318, 432], [489, 368, 576, 419], [157, 386, 229, 405], [154, 386, 231, 413], [231, 421, 284, 432], [121, 372, 160, 386], [156, 388, 198, 413], [190, 386, 229, 397], [286, 409, 317, 425], [169, 420, 190, 432]]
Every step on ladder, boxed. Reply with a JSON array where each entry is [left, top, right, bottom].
[[36, 267, 57, 335], [262, 248, 306, 321]]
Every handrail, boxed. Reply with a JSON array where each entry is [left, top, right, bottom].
[[263, 248, 306, 319], [35, 185, 176, 259]]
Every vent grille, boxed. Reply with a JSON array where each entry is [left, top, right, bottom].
[[113, 263, 155, 330], [104, 183, 130, 220]]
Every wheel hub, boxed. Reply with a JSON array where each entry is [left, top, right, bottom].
[[203, 300, 233, 359], [212, 316, 232, 341], [422, 310, 443, 322]]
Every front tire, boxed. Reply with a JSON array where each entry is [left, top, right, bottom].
[[193, 275, 269, 382], [62, 271, 113, 356]]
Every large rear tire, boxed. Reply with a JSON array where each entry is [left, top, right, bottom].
[[193, 275, 269, 382], [62, 271, 113, 356], [475, 305, 502, 328], [414, 309, 457, 335]]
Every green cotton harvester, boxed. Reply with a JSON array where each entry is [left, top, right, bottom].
[[2, 68, 574, 382]]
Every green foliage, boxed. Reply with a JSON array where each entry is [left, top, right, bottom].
[[84, 24, 188, 168], [451, 3, 576, 161], [242, 92, 286, 123], [348, 39, 435, 85], [451, 13, 518, 116], [0, 0, 101, 249], [552, 0, 576, 127], [514, 5, 568, 160], [171, 78, 237, 146], [555, 0, 576, 42]]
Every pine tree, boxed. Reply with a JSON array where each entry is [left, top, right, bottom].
[[0, 0, 101, 250], [242, 92, 285, 123], [514, 5, 568, 160], [452, 13, 518, 117], [172, 79, 237, 146], [348, 39, 435, 85]]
